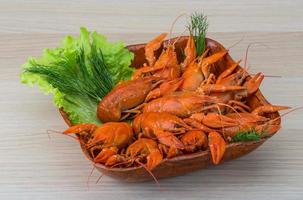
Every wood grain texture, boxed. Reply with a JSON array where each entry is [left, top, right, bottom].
[[0, 0, 303, 199]]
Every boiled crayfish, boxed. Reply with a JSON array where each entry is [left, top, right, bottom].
[[63, 122, 133, 164], [97, 76, 162, 122], [61, 32, 289, 177]]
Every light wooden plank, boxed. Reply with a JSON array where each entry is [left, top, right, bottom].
[[1, 1, 303, 199], [0, 0, 302, 34]]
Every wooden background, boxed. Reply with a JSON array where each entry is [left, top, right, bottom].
[[1, 0, 303, 199]]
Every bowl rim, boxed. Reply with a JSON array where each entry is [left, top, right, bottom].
[[59, 35, 280, 172], [82, 139, 267, 172]]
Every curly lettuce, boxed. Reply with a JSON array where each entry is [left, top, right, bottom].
[[20, 27, 135, 124]]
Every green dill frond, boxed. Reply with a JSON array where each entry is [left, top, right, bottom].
[[232, 128, 267, 142], [187, 12, 208, 56], [24, 44, 114, 102], [90, 43, 114, 96]]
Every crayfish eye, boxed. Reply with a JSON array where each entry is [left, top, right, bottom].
[[151, 80, 157, 84], [91, 147, 102, 158], [174, 124, 181, 128]]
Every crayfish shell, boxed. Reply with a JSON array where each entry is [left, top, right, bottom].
[[60, 36, 281, 182]]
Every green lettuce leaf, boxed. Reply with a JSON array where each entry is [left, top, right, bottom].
[[20, 27, 135, 124]]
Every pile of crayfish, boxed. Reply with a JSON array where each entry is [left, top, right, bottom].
[[63, 33, 289, 171]]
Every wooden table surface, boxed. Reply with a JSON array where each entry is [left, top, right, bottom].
[[1, 1, 303, 199]]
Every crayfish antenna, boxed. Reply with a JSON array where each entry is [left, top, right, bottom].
[[242, 42, 280, 78], [87, 161, 105, 185], [46, 129, 53, 140], [95, 173, 104, 185], [214, 104, 225, 136], [120, 113, 131, 121], [135, 160, 160, 188], [243, 42, 270, 72], [86, 164, 96, 190], [227, 35, 245, 51], [168, 13, 187, 45], [256, 106, 301, 135], [123, 103, 146, 114], [46, 129, 85, 146], [46, 129, 62, 136], [214, 102, 247, 129], [251, 74, 282, 78], [270, 106, 303, 123], [108, 159, 131, 169], [216, 103, 242, 118], [212, 103, 243, 136], [244, 43, 253, 71], [172, 29, 188, 47]]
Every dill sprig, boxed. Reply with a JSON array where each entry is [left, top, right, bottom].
[[24, 41, 114, 102], [232, 128, 268, 142], [187, 12, 208, 56]]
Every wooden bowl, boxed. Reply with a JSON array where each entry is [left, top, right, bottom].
[[60, 36, 281, 182]]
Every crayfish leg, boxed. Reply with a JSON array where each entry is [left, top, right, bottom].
[[228, 100, 251, 112], [145, 78, 183, 102], [199, 84, 246, 95], [200, 51, 228, 78], [183, 118, 216, 133], [216, 60, 241, 83], [202, 113, 239, 129], [145, 88, 161, 102]]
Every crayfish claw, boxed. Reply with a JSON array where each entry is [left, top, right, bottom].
[[255, 124, 281, 136], [145, 33, 168, 66], [94, 147, 118, 164], [105, 154, 127, 167], [63, 124, 97, 135], [252, 105, 290, 116], [146, 151, 163, 170], [244, 72, 264, 95], [181, 130, 208, 153], [217, 60, 241, 83], [181, 36, 196, 72], [167, 146, 181, 158], [208, 131, 226, 165], [154, 128, 184, 150]]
